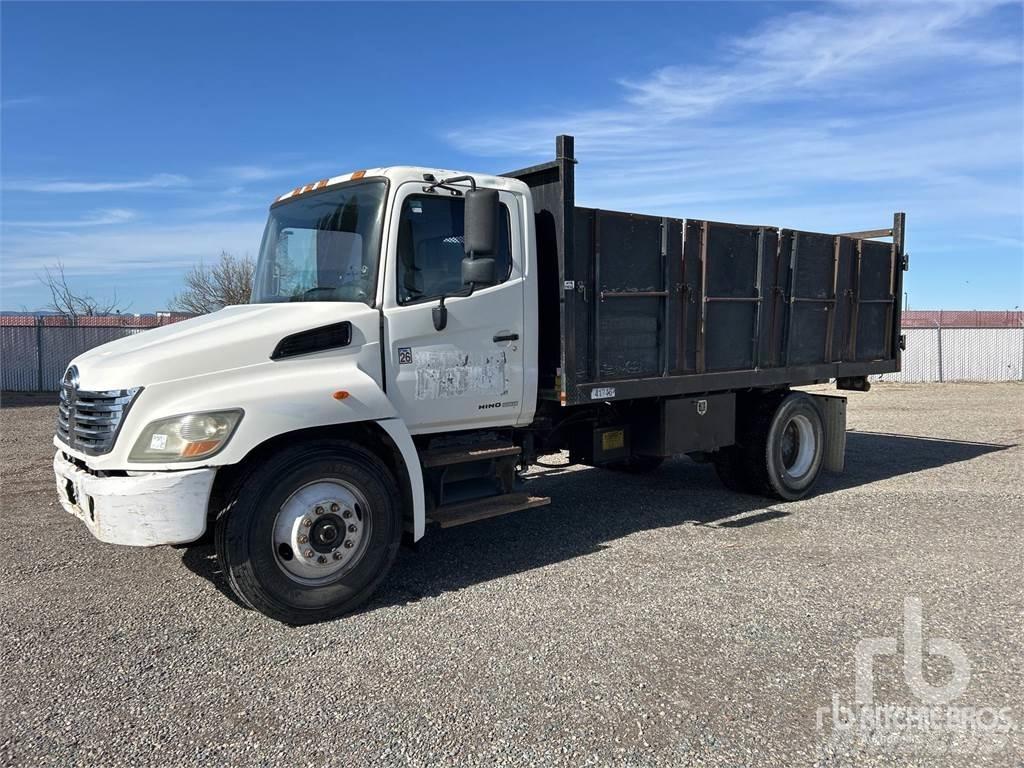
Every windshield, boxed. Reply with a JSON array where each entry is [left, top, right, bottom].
[[251, 179, 387, 304]]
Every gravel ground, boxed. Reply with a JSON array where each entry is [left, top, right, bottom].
[[1, 383, 1022, 767]]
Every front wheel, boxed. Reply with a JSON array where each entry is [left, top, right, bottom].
[[215, 439, 401, 624]]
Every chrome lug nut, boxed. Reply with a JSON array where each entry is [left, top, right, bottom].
[[315, 506, 324, 515], [344, 541, 354, 549], [297, 534, 308, 544], [332, 552, 342, 560], [330, 502, 340, 513], [342, 510, 352, 519], [348, 524, 357, 533], [302, 518, 312, 528], [303, 549, 314, 558], [317, 555, 327, 564]]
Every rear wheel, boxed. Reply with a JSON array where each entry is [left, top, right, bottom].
[[214, 439, 401, 624], [713, 391, 825, 500]]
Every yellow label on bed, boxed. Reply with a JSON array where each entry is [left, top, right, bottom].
[[602, 430, 625, 451]]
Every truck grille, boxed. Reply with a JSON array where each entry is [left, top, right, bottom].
[[57, 386, 140, 456]]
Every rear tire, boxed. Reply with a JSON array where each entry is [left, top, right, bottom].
[[712, 391, 825, 500], [214, 439, 401, 624], [712, 447, 753, 493]]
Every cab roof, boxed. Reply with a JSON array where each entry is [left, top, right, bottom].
[[273, 166, 527, 205]]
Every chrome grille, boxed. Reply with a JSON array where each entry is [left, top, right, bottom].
[[56, 385, 140, 456]]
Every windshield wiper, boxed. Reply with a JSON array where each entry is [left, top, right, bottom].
[[290, 286, 338, 302]]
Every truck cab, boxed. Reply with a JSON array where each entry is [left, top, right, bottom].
[[53, 136, 906, 624], [53, 166, 542, 622], [255, 168, 541, 435]]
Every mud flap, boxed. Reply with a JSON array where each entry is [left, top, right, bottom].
[[809, 393, 847, 473]]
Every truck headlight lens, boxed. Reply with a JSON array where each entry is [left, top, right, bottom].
[[129, 410, 243, 462]]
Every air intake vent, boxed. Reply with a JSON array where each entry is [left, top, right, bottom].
[[56, 386, 141, 456], [271, 322, 352, 360]]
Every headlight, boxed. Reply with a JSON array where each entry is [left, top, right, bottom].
[[129, 410, 243, 462]]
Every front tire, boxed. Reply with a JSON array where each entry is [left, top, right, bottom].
[[215, 439, 401, 624]]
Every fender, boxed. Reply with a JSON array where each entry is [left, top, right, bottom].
[[189, 357, 422, 540], [57, 350, 428, 542], [376, 418, 426, 540]]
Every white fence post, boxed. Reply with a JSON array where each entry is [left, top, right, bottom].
[[35, 316, 45, 391]]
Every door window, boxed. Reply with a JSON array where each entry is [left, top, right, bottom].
[[396, 194, 512, 304]]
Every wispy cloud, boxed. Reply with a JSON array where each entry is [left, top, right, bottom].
[[216, 162, 330, 183], [616, 0, 1019, 122], [1, 218, 265, 310], [0, 96, 41, 110], [4, 173, 189, 194], [1, 159, 294, 309], [220, 165, 282, 182], [452, 1, 1020, 152], [172, 200, 265, 219], [5, 208, 140, 228], [448, 0, 1022, 233], [1, 220, 263, 280]]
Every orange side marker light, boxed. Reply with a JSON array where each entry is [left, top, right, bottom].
[[332, 390, 350, 400], [182, 440, 222, 457]]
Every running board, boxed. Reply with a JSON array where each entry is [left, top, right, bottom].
[[420, 441, 521, 469], [429, 492, 551, 528]]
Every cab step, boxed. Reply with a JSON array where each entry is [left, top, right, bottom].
[[420, 441, 520, 469], [428, 492, 551, 528]]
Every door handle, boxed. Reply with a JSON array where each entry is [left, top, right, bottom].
[[493, 333, 519, 343]]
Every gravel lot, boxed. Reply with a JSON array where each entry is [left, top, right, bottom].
[[2, 383, 1022, 767]]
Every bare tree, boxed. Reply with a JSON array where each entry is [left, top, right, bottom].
[[171, 252, 254, 315], [39, 261, 131, 320]]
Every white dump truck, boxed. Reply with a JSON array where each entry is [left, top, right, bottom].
[[53, 136, 907, 623]]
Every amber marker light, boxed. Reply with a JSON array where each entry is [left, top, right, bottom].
[[333, 390, 350, 400], [182, 439, 223, 458]]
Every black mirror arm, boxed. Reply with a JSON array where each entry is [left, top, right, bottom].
[[431, 282, 478, 332], [423, 175, 477, 195]]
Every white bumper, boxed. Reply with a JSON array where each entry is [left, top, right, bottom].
[[53, 450, 216, 547]]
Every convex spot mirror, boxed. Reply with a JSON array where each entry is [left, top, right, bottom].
[[461, 257, 496, 287]]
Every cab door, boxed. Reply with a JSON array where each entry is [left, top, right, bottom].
[[382, 183, 526, 434]]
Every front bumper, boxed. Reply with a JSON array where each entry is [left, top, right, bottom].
[[53, 450, 216, 547]]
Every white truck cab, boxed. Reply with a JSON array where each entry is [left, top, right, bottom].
[[54, 166, 540, 621], [53, 136, 906, 623]]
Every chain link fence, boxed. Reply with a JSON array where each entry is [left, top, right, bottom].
[[873, 311, 1024, 384], [1, 315, 187, 392]]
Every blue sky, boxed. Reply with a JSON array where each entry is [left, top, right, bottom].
[[2, 1, 1022, 312]]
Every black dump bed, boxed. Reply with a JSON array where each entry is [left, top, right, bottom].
[[504, 135, 906, 406]]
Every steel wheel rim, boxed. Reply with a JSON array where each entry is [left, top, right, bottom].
[[272, 479, 371, 585], [781, 414, 815, 479]]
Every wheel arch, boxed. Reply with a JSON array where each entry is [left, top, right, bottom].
[[209, 419, 425, 541]]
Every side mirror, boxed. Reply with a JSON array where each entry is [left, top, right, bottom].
[[463, 187, 498, 256], [462, 257, 496, 288]]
